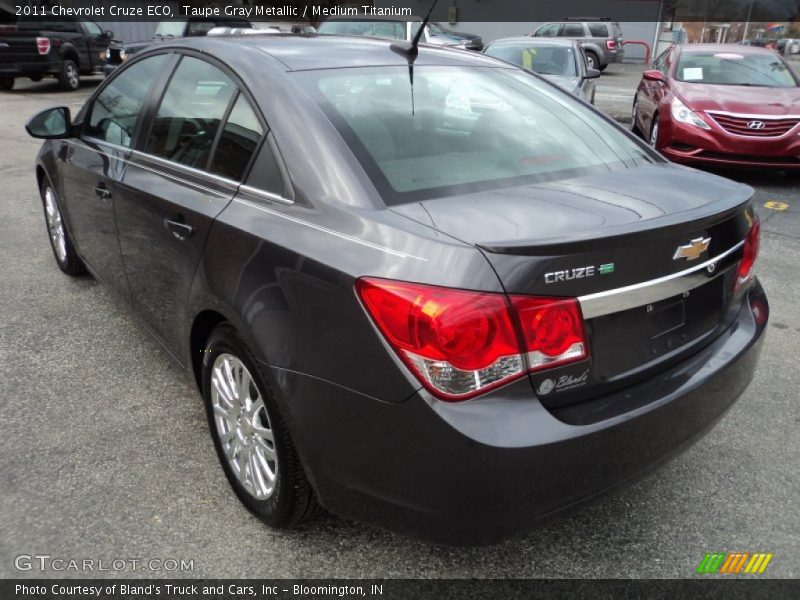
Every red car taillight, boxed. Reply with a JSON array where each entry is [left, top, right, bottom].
[[356, 278, 588, 401], [36, 37, 50, 55], [606, 39, 617, 50], [736, 216, 760, 290]]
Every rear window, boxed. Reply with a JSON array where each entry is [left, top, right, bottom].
[[17, 19, 78, 32], [295, 66, 653, 204], [588, 23, 609, 37], [485, 44, 578, 76], [318, 20, 406, 40]]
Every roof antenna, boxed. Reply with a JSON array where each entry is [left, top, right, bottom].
[[390, 0, 440, 114]]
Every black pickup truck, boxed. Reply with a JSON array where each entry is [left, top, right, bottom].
[[0, 16, 115, 91]]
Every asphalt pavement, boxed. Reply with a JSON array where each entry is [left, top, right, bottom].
[[0, 74, 798, 579]]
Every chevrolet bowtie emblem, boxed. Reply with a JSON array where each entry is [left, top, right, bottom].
[[673, 237, 711, 261]]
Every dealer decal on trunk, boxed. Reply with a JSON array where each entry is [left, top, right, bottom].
[[536, 369, 589, 395]]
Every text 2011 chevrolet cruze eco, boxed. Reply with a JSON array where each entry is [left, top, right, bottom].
[[26, 34, 767, 545]]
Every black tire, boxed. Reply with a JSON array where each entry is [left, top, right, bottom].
[[57, 59, 80, 91], [649, 113, 660, 149], [202, 323, 318, 528], [29, 75, 42, 82], [598, 64, 608, 72], [0, 77, 14, 91], [630, 97, 641, 136], [585, 51, 600, 71], [40, 181, 86, 276]]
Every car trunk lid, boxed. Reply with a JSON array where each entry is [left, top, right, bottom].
[[391, 164, 755, 407]]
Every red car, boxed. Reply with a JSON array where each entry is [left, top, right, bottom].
[[631, 43, 800, 169]]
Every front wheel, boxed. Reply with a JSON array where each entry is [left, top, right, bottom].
[[630, 97, 641, 135], [649, 114, 660, 149], [41, 182, 86, 276], [0, 77, 14, 91], [58, 59, 80, 91], [202, 324, 318, 528]]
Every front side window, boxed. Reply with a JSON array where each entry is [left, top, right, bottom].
[[209, 94, 264, 181], [82, 20, 102, 36], [297, 66, 653, 204], [534, 23, 561, 38], [145, 56, 236, 169], [85, 54, 169, 147], [675, 51, 798, 87]]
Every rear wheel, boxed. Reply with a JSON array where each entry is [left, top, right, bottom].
[[29, 75, 42, 82], [58, 59, 80, 91], [0, 77, 14, 91], [202, 324, 318, 528], [585, 51, 600, 70], [41, 182, 86, 276], [649, 114, 660, 149], [598, 64, 608, 72]]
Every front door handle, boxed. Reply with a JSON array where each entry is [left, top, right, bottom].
[[94, 184, 111, 201], [163, 216, 194, 241]]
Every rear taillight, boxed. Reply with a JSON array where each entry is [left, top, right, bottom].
[[356, 278, 588, 401], [36, 37, 50, 55], [736, 216, 760, 290], [606, 39, 616, 50]]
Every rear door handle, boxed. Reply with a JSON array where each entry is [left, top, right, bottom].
[[94, 184, 111, 201], [163, 216, 194, 241]]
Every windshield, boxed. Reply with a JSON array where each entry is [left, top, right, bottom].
[[154, 20, 186, 38], [675, 52, 797, 87], [486, 44, 578, 76], [296, 66, 652, 204], [317, 20, 406, 40]]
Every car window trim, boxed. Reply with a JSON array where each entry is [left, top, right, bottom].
[[205, 89, 241, 172], [81, 52, 179, 151]]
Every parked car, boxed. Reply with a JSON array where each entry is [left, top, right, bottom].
[[631, 43, 800, 169], [318, 15, 483, 50], [483, 37, 599, 103], [777, 37, 800, 55], [0, 16, 114, 90], [26, 35, 767, 545], [531, 17, 624, 70], [103, 17, 253, 75]]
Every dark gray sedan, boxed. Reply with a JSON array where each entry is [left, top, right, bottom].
[[484, 37, 599, 103], [26, 34, 767, 545]]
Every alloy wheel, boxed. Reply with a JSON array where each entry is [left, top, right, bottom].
[[210, 353, 278, 500], [44, 187, 67, 262], [650, 119, 659, 148], [66, 64, 79, 89]]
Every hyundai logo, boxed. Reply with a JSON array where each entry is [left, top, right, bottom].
[[747, 120, 766, 130]]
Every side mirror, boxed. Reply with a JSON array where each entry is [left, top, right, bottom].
[[643, 69, 666, 83], [25, 106, 72, 139], [585, 68, 601, 79]]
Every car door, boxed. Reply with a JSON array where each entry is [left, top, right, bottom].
[[79, 19, 108, 71], [639, 46, 673, 133], [60, 53, 170, 299], [116, 54, 265, 356]]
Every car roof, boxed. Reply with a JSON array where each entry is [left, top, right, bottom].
[[679, 43, 777, 56], [321, 14, 422, 23], [488, 37, 578, 47], [172, 34, 502, 71]]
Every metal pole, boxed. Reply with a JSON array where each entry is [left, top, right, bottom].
[[742, 2, 753, 42], [651, 0, 664, 63]]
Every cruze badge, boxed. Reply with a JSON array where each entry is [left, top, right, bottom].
[[544, 262, 614, 284], [673, 237, 711, 261]]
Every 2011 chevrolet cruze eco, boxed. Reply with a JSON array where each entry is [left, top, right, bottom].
[[26, 34, 767, 545]]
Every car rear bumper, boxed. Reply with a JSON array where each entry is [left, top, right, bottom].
[[661, 117, 800, 169], [0, 58, 61, 77], [272, 283, 767, 545]]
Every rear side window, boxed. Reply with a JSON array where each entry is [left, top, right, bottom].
[[85, 54, 169, 147], [145, 56, 236, 169], [534, 23, 560, 37], [588, 23, 609, 37], [561, 24, 585, 37], [209, 94, 264, 181]]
